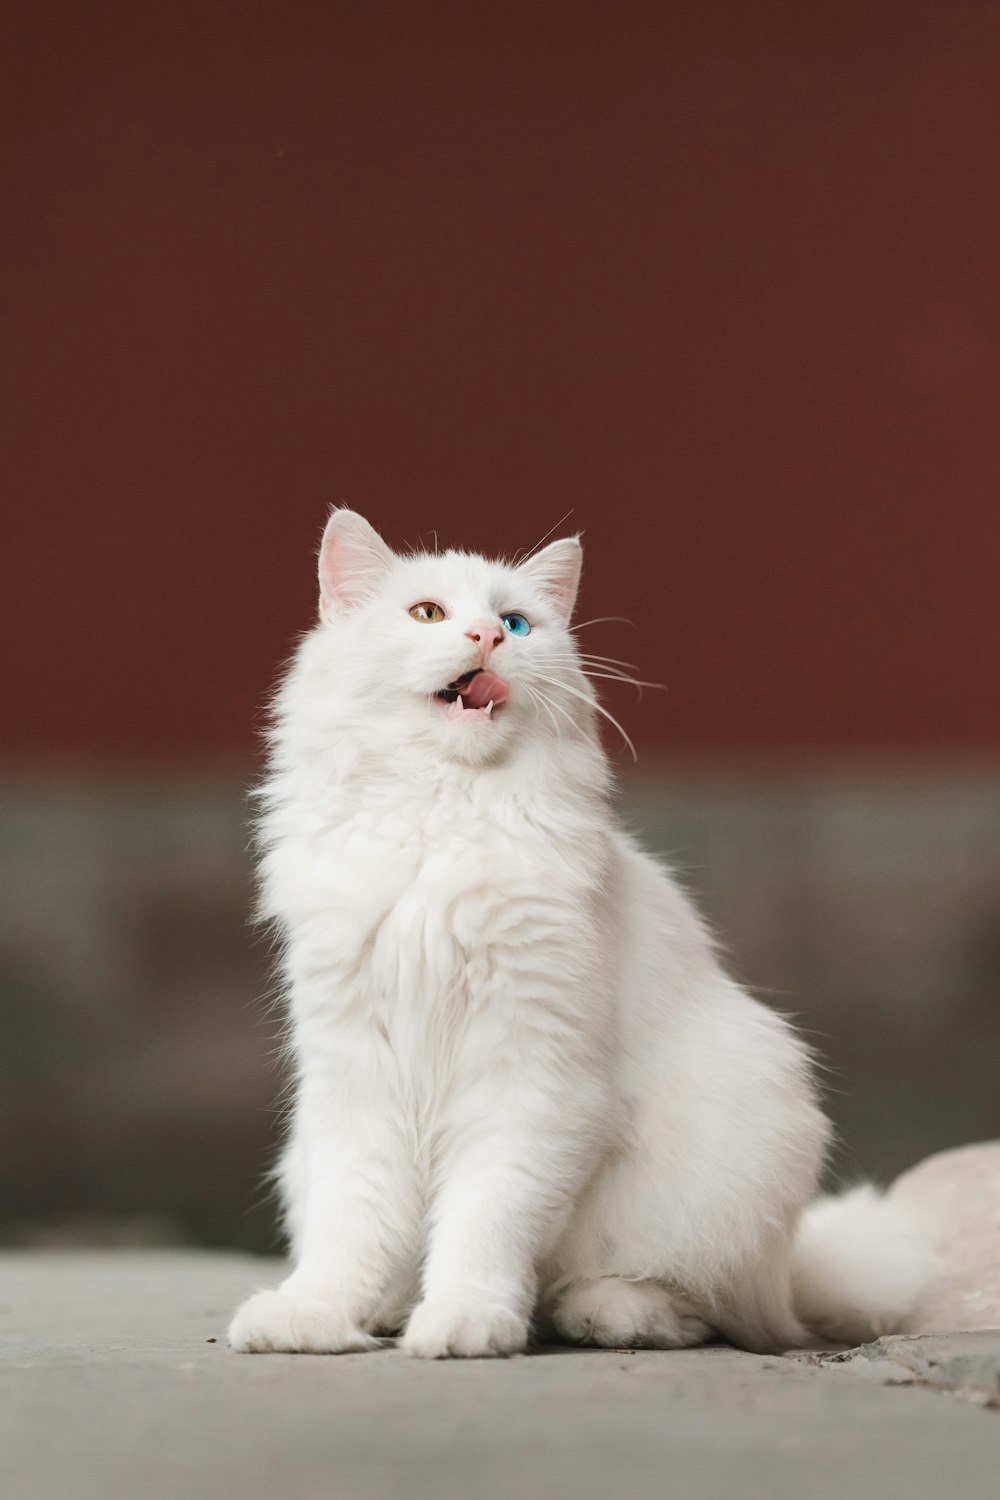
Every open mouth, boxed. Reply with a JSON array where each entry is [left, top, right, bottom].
[[434, 668, 510, 721]]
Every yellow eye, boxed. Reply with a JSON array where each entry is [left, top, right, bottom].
[[408, 601, 446, 623]]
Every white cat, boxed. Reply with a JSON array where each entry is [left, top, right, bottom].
[[228, 510, 930, 1357]]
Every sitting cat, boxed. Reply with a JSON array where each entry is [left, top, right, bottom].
[[229, 510, 930, 1357]]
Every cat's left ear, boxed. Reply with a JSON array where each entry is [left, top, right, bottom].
[[318, 509, 394, 616], [516, 536, 582, 625]]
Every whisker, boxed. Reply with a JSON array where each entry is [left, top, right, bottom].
[[522, 682, 542, 725], [511, 510, 577, 567], [531, 657, 653, 689], [523, 682, 564, 741], [577, 662, 637, 677], [569, 616, 634, 632], [579, 666, 647, 684], [576, 652, 641, 672], [533, 672, 638, 760], [531, 683, 584, 744], [533, 651, 660, 691], [533, 684, 580, 738], [580, 669, 663, 691]]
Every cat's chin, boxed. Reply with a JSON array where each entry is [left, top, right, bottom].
[[423, 697, 514, 766]]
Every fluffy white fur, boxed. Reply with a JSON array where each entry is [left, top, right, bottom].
[[792, 1187, 936, 1345], [229, 510, 930, 1358]]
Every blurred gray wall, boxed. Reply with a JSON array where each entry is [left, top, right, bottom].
[[2, 768, 997, 1251]]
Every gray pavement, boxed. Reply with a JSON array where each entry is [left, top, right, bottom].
[[2, 1251, 999, 1500]]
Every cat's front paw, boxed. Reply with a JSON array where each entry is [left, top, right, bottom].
[[402, 1298, 528, 1359], [228, 1287, 380, 1354]]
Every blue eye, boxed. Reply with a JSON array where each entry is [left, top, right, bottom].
[[501, 613, 531, 636]]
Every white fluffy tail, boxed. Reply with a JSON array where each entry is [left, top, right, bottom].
[[792, 1186, 937, 1345]]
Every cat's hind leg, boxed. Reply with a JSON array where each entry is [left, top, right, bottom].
[[549, 1276, 711, 1349]]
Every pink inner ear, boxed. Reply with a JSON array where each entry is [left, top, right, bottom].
[[518, 537, 582, 624], [318, 511, 393, 612]]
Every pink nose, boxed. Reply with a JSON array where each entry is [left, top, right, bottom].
[[465, 619, 503, 656]]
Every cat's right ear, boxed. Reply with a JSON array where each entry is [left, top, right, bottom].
[[318, 509, 394, 617]]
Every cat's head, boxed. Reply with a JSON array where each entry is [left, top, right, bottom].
[[305, 509, 599, 768]]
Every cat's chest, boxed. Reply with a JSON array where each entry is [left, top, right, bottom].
[[287, 793, 580, 1004]]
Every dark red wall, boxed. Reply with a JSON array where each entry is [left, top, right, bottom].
[[4, 2, 999, 763]]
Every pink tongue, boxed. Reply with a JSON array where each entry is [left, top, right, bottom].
[[462, 670, 509, 709]]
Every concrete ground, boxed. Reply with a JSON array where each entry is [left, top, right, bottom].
[[2, 1253, 999, 1500]]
